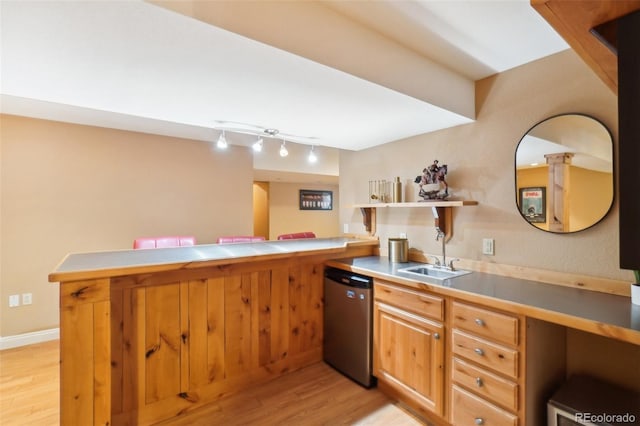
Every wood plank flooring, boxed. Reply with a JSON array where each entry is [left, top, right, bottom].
[[0, 340, 425, 425], [0, 340, 59, 425]]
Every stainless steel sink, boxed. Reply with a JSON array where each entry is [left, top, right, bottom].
[[398, 264, 471, 280]]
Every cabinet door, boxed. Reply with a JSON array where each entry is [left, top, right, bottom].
[[374, 301, 445, 416]]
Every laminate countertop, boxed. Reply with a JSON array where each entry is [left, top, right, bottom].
[[326, 256, 640, 345], [49, 237, 376, 282]]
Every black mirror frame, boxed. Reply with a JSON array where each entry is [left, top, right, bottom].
[[514, 113, 615, 234]]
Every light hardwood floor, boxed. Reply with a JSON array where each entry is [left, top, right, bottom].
[[0, 340, 425, 425]]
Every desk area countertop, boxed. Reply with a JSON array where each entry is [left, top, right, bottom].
[[326, 256, 640, 345], [49, 237, 377, 282]]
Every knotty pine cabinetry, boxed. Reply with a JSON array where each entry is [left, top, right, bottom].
[[450, 301, 522, 425], [109, 262, 325, 425], [372, 279, 564, 426], [373, 280, 446, 420], [51, 239, 376, 426]]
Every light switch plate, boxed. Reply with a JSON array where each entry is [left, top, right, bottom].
[[482, 238, 495, 255]]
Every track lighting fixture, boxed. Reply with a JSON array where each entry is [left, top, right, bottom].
[[212, 124, 320, 163], [252, 137, 263, 152], [308, 145, 317, 163], [279, 139, 289, 157], [216, 130, 228, 149]]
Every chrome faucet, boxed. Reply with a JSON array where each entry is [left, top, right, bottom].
[[435, 227, 446, 268]]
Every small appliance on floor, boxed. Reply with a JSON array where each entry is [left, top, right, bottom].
[[323, 267, 375, 388]]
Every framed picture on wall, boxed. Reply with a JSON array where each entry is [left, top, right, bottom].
[[519, 187, 546, 223], [300, 189, 333, 211]]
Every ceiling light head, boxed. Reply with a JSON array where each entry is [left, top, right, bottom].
[[252, 137, 263, 152], [308, 145, 317, 163], [279, 139, 288, 157], [216, 130, 228, 149]]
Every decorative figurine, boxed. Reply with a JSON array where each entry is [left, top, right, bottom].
[[414, 160, 449, 200]]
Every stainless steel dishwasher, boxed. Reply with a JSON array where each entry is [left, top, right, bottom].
[[323, 267, 375, 388]]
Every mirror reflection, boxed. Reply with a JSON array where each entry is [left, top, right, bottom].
[[515, 114, 613, 233]]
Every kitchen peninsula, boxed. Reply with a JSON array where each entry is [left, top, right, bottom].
[[49, 237, 640, 425], [48, 237, 377, 426]]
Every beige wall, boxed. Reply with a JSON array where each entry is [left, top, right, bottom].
[[0, 115, 254, 336], [340, 50, 628, 282], [269, 182, 339, 239]]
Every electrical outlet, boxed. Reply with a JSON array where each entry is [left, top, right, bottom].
[[343, 223, 349, 234], [9, 294, 20, 307], [400, 232, 407, 238], [482, 238, 495, 255], [22, 293, 33, 305]]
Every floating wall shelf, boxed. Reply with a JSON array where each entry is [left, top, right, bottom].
[[352, 200, 478, 239]]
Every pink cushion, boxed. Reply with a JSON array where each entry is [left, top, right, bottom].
[[277, 232, 316, 240], [133, 236, 196, 249], [217, 236, 266, 244]]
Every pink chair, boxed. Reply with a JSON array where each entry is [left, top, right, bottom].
[[277, 232, 316, 240], [133, 236, 196, 249], [217, 236, 266, 244]]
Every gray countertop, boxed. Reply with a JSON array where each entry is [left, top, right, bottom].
[[328, 256, 640, 339], [49, 237, 374, 282]]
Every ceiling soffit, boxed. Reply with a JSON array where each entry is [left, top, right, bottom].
[[150, 0, 476, 121]]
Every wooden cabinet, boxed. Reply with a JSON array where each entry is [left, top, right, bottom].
[[450, 301, 523, 425], [373, 280, 445, 418], [451, 385, 518, 426], [371, 278, 567, 426], [52, 239, 377, 426], [109, 262, 326, 424]]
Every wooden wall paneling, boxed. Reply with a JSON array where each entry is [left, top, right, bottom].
[[179, 282, 190, 393], [121, 287, 146, 414], [270, 267, 290, 363], [224, 274, 252, 377], [188, 279, 208, 389], [288, 265, 303, 357], [145, 283, 181, 404], [111, 287, 124, 416], [207, 277, 226, 384], [93, 300, 111, 425], [257, 271, 272, 367], [250, 270, 272, 369], [306, 263, 324, 351], [60, 302, 94, 424], [59, 278, 111, 425]]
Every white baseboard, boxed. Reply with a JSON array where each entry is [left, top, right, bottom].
[[0, 328, 60, 350]]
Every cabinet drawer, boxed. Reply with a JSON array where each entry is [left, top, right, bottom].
[[452, 330, 519, 379], [375, 281, 444, 321], [452, 357, 518, 411], [452, 385, 518, 426], [452, 301, 519, 346]]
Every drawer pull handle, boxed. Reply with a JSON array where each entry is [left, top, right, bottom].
[[474, 418, 485, 425], [475, 377, 483, 387], [474, 318, 485, 326], [474, 348, 485, 356], [434, 332, 440, 340]]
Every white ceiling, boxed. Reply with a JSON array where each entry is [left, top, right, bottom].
[[0, 0, 568, 154]]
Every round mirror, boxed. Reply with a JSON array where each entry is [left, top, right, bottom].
[[515, 114, 614, 233]]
